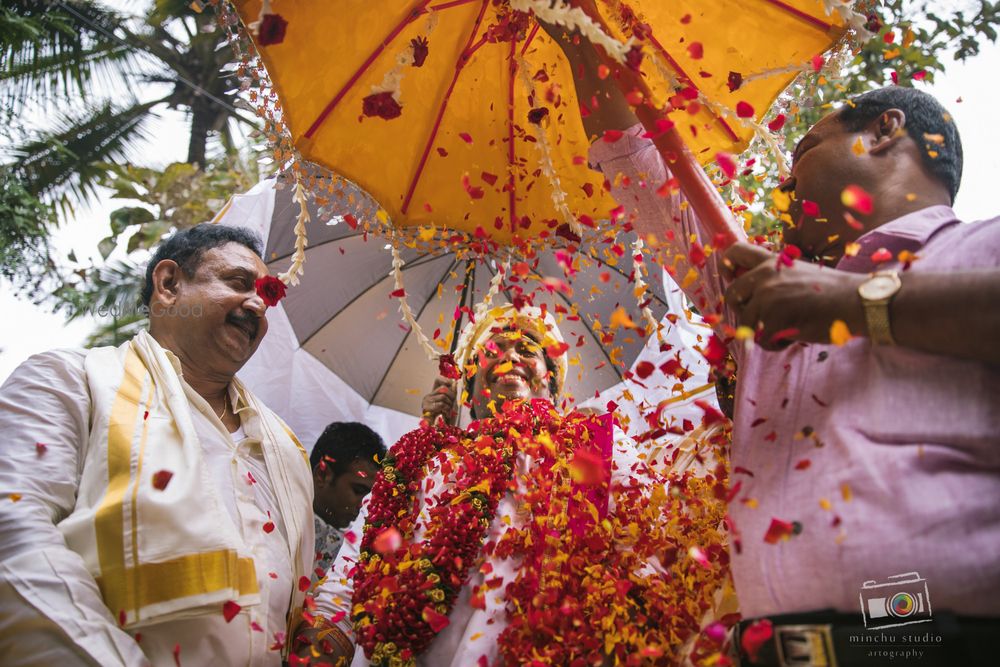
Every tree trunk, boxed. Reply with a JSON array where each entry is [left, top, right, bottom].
[[187, 93, 212, 167]]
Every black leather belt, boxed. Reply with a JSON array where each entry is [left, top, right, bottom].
[[735, 610, 999, 666]]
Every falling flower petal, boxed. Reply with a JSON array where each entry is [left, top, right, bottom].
[[635, 361, 655, 379], [870, 248, 893, 263], [152, 470, 173, 491], [735, 101, 754, 118], [715, 152, 737, 179], [829, 320, 853, 346], [372, 526, 402, 555], [741, 619, 773, 661], [257, 14, 288, 46], [422, 606, 450, 633], [841, 184, 873, 215], [223, 600, 241, 623], [763, 518, 796, 544]]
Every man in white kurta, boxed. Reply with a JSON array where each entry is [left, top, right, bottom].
[[0, 224, 314, 666]]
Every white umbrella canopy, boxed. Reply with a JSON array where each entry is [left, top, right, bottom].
[[216, 176, 671, 424]]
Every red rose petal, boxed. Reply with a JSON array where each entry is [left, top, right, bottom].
[[152, 470, 173, 491], [687, 42, 703, 59], [715, 152, 737, 179], [438, 353, 462, 380], [801, 200, 821, 217], [298, 575, 311, 592], [767, 114, 786, 132], [763, 518, 795, 544], [840, 184, 874, 215], [736, 101, 755, 118], [254, 275, 287, 307], [372, 526, 402, 555], [422, 606, 450, 633], [262, 521, 275, 534], [223, 600, 241, 623], [870, 247, 893, 263], [635, 361, 655, 379], [741, 619, 774, 661]]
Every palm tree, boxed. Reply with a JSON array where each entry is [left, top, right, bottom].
[[1, 0, 255, 213]]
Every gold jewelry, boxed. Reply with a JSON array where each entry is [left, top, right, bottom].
[[215, 395, 228, 421], [858, 270, 902, 345]]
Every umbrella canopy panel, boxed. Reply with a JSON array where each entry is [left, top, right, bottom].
[[232, 0, 849, 245]]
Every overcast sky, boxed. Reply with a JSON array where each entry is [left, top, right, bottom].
[[1, 24, 998, 385]]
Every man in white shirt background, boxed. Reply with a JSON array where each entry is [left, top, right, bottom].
[[310, 422, 386, 581]]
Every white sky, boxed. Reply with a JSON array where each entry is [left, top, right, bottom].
[[1, 28, 998, 385]]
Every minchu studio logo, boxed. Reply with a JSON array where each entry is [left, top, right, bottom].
[[860, 572, 933, 630]]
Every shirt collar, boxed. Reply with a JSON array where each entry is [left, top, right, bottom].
[[835, 205, 959, 273], [855, 204, 959, 246], [162, 344, 253, 419]]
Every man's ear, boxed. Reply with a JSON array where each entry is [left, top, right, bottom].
[[313, 462, 334, 487], [151, 259, 182, 306], [868, 109, 907, 156]]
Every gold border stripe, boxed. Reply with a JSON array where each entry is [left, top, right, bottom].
[[97, 552, 259, 613], [95, 347, 146, 617], [128, 381, 156, 620]]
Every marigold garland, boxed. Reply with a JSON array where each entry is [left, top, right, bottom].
[[352, 399, 732, 666]]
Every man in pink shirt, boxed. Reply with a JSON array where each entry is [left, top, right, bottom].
[[551, 26, 999, 667]]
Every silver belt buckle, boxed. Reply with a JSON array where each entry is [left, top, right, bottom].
[[774, 624, 838, 667]]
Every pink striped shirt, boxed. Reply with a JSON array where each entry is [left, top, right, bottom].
[[591, 125, 1000, 618]]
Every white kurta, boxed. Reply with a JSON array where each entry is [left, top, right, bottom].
[[313, 428, 655, 667], [0, 349, 300, 666]]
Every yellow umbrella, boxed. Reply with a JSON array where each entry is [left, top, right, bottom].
[[222, 0, 856, 249]]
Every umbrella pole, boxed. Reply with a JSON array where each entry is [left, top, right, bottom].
[[570, 2, 743, 249], [449, 259, 477, 355]]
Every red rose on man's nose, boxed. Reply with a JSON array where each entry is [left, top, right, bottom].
[[255, 276, 287, 307]]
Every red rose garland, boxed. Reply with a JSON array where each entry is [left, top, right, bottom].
[[351, 400, 731, 666]]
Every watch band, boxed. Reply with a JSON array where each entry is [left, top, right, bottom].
[[858, 271, 902, 346], [863, 298, 895, 345]]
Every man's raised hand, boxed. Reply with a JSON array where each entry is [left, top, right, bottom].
[[421, 377, 457, 425], [723, 242, 866, 350]]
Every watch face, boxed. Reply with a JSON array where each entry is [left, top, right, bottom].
[[859, 274, 900, 300]]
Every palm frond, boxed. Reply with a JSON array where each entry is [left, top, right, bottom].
[[9, 97, 163, 211], [0, 1, 142, 105]]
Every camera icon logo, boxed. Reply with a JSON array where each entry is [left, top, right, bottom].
[[859, 572, 933, 629]]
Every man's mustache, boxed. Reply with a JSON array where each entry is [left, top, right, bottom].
[[226, 311, 260, 341]]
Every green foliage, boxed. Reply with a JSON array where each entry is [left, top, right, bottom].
[[1, 0, 254, 212], [59, 154, 260, 344], [0, 168, 58, 300]]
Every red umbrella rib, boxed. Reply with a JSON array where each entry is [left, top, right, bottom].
[[401, 0, 491, 214], [507, 38, 517, 232], [761, 0, 835, 32], [304, 0, 434, 139], [645, 34, 740, 144]]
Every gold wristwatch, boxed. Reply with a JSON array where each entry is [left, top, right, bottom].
[[857, 271, 902, 345]]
